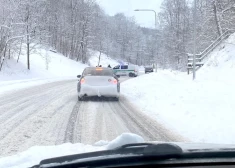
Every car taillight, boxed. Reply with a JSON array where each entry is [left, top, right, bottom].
[[96, 68, 103, 71], [80, 78, 85, 84], [112, 79, 118, 84]]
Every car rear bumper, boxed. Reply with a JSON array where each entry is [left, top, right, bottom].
[[145, 69, 153, 72], [78, 84, 119, 98], [115, 71, 138, 76]]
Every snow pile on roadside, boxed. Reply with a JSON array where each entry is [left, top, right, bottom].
[[122, 70, 235, 144], [121, 33, 235, 144], [88, 50, 119, 68], [106, 133, 144, 149], [0, 133, 143, 168], [139, 66, 145, 72], [0, 46, 87, 81], [0, 143, 101, 168]]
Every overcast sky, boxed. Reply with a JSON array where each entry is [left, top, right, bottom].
[[97, 0, 163, 28]]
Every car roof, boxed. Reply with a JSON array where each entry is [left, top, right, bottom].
[[82, 67, 114, 76], [84, 67, 111, 70]]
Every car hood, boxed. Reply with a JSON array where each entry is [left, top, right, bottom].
[[31, 142, 235, 168], [155, 141, 235, 152], [106, 141, 235, 152]]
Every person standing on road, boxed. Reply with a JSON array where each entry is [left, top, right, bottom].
[[108, 64, 111, 68]]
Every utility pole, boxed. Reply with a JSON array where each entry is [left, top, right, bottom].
[[134, 9, 158, 72]]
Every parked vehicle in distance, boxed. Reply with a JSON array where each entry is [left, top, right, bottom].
[[77, 67, 120, 101], [113, 64, 139, 77], [144, 65, 154, 73]]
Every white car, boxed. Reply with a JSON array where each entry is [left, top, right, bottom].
[[77, 67, 120, 101]]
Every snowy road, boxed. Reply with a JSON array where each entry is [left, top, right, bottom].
[[0, 78, 184, 157]]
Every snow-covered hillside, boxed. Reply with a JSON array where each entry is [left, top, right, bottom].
[[122, 33, 235, 144], [0, 46, 122, 94], [198, 33, 235, 82], [88, 50, 119, 68], [0, 46, 88, 93], [0, 46, 87, 81]]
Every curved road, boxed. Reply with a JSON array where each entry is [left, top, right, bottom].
[[0, 78, 185, 157]]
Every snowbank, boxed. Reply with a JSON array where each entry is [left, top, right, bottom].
[[198, 33, 235, 82], [122, 67, 235, 144], [0, 133, 143, 168], [106, 133, 144, 150], [88, 50, 119, 68], [121, 33, 235, 144]]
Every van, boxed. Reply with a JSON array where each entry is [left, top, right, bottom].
[[113, 64, 139, 77]]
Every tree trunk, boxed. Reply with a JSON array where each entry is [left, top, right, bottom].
[[17, 38, 23, 63], [27, 40, 30, 70], [0, 45, 7, 71], [0, 58, 4, 71], [26, 4, 30, 70], [27, 26, 30, 70], [98, 41, 102, 66], [77, 45, 82, 62], [8, 48, 10, 59], [98, 50, 101, 66], [213, 0, 223, 37], [81, 42, 84, 63]]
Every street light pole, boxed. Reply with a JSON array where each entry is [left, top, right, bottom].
[[134, 9, 157, 29], [193, 0, 196, 80], [134, 9, 158, 72]]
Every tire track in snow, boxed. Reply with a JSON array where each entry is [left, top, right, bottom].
[[64, 102, 82, 143], [18, 96, 77, 150], [65, 99, 130, 145], [115, 97, 186, 142], [0, 84, 72, 141], [62, 76, 185, 145], [0, 80, 74, 106], [0, 80, 77, 157], [0, 76, 185, 158], [66, 98, 180, 145]]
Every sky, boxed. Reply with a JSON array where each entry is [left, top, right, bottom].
[[97, 0, 163, 28]]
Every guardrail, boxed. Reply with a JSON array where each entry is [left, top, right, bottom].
[[187, 29, 234, 74]]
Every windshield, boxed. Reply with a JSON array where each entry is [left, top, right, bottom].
[[145, 66, 153, 68], [0, 0, 235, 167]]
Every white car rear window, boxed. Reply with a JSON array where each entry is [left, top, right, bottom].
[[83, 68, 113, 76]]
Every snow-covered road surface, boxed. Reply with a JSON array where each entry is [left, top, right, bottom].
[[0, 78, 184, 157]]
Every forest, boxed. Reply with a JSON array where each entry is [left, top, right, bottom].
[[0, 0, 235, 71]]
